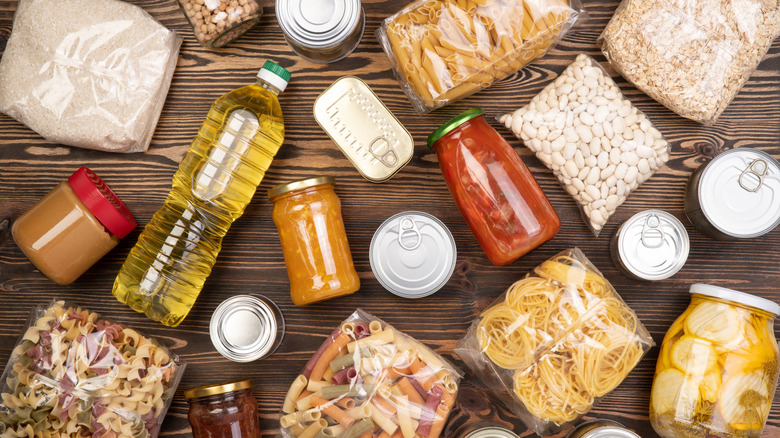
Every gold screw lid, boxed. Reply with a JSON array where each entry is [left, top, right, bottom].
[[267, 176, 335, 200], [184, 379, 254, 400]]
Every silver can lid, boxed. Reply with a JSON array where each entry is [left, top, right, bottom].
[[566, 420, 641, 438], [370, 211, 457, 299], [699, 148, 780, 238], [616, 210, 689, 281], [276, 0, 361, 49], [462, 425, 519, 438], [210, 294, 285, 363]]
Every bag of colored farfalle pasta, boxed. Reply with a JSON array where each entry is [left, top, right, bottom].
[[455, 248, 653, 436], [279, 309, 462, 438], [0, 301, 185, 438], [376, 0, 586, 114]]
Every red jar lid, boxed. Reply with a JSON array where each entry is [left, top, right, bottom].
[[67, 167, 136, 239]]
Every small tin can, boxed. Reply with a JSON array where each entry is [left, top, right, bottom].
[[460, 423, 519, 438], [276, 0, 365, 63], [314, 76, 414, 183], [611, 210, 689, 281], [566, 419, 640, 438], [210, 294, 284, 362], [370, 211, 457, 299], [685, 148, 780, 240]]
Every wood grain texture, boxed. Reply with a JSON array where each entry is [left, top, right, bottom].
[[1, 0, 780, 437]]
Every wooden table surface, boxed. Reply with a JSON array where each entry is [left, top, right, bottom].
[[1, 0, 780, 437]]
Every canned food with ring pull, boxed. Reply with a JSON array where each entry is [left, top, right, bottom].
[[370, 211, 457, 299], [611, 210, 689, 281], [685, 148, 780, 239]]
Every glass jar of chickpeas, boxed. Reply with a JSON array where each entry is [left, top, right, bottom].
[[175, 0, 262, 48]]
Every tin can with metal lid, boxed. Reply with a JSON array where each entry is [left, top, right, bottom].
[[276, 0, 365, 63], [314, 76, 414, 183], [685, 148, 780, 240], [210, 294, 284, 362], [611, 210, 689, 281], [370, 211, 457, 299], [566, 419, 640, 438], [460, 423, 519, 438]]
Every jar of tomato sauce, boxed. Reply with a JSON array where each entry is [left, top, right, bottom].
[[268, 176, 360, 305], [427, 108, 560, 265], [185, 379, 260, 438]]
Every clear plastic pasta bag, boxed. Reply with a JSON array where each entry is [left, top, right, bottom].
[[376, 0, 586, 114], [599, 0, 780, 125], [0, 0, 182, 153], [499, 54, 671, 236], [279, 309, 462, 438], [0, 301, 185, 438], [455, 248, 653, 436]]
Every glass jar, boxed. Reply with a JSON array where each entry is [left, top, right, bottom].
[[12, 167, 136, 285], [650, 284, 780, 438], [427, 108, 560, 265], [185, 379, 260, 438], [175, 0, 262, 48], [268, 176, 360, 305]]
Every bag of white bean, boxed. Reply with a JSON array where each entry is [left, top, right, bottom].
[[0, 0, 182, 153], [499, 54, 670, 236]]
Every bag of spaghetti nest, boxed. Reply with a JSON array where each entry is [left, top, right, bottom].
[[455, 248, 653, 436], [376, 0, 586, 114]]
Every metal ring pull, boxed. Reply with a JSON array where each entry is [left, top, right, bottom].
[[739, 158, 767, 192], [397, 216, 422, 250], [641, 213, 665, 249]]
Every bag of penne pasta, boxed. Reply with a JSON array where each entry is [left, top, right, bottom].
[[455, 248, 653, 436], [0, 301, 185, 438], [376, 0, 586, 114], [279, 309, 462, 438]]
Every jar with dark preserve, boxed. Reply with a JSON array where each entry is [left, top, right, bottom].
[[12, 167, 136, 285], [427, 108, 560, 265], [268, 176, 360, 305], [186, 379, 260, 438]]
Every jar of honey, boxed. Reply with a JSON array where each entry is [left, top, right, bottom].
[[185, 379, 260, 438], [12, 167, 136, 284], [650, 284, 780, 438], [427, 108, 560, 265], [268, 176, 360, 305]]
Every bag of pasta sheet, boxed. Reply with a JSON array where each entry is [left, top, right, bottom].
[[376, 0, 586, 114], [279, 309, 462, 438], [455, 248, 653, 436], [0, 301, 185, 438], [599, 0, 780, 125], [0, 0, 181, 153]]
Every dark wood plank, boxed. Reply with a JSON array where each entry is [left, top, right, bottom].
[[1, 0, 780, 437]]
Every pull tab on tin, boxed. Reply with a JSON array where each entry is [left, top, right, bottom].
[[397, 216, 422, 250], [739, 158, 767, 192], [641, 213, 665, 249]]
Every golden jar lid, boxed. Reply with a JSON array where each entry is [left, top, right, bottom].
[[267, 176, 335, 200], [184, 379, 254, 399]]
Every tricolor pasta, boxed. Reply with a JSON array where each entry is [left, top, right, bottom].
[[376, 0, 584, 113], [280, 310, 461, 438], [0, 301, 184, 438]]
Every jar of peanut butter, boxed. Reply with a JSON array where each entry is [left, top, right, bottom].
[[12, 167, 136, 285]]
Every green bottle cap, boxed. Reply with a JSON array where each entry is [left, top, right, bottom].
[[262, 60, 292, 82], [427, 108, 485, 148]]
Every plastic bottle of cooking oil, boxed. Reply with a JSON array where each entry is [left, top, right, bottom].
[[112, 61, 291, 327]]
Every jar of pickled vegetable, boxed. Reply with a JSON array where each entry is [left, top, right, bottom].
[[427, 108, 560, 265], [268, 176, 360, 305], [650, 284, 780, 438], [185, 379, 260, 438]]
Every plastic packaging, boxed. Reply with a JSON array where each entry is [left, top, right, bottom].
[[599, 0, 780, 125], [0, 0, 181, 153], [175, 0, 262, 48], [500, 54, 670, 236], [279, 309, 462, 438], [455, 248, 653, 436], [112, 61, 291, 327], [376, 0, 585, 114], [650, 284, 780, 438], [0, 301, 185, 438]]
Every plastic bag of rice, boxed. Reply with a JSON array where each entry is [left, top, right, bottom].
[[0, 0, 182, 153]]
